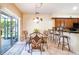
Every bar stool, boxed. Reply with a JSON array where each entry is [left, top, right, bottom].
[[52, 27, 56, 41], [48, 29, 54, 41], [48, 27, 57, 42], [58, 28, 70, 51], [58, 35, 70, 51], [54, 27, 60, 44]]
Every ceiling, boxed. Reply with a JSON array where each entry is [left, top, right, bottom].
[[15, 3, 79, 15]]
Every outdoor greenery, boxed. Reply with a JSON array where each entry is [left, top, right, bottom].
[[0, 18, 16, 37]]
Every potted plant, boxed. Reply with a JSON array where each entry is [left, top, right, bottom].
[[34, 28, 39, 33]]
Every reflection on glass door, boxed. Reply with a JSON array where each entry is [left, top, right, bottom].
[[0, 12, 18, 54], [11, 18, 18, 45]]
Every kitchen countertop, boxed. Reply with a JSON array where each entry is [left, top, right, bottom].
[[63, 30, 79, 33]]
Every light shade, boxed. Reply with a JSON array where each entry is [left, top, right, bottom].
[[33, 16, 43, 23], [33, 17, 39, 23]]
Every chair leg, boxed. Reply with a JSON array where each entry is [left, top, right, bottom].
[[47, 44, 48, 49], [31, 49, 32, 55], [56, 35, 59, 44], [50, 35, 52, 41], [40, 44, 43, 55], [40, 49, 42, 55], [28, 43, 31, 53], [54, 35, 56, 44], [25, 42, 28, 51], [58, 37, 61, 47], [67, 38, 70, 51], [46, 38, 48, 49], [62, 37, 64, 50], [53, 34, 54, 41]]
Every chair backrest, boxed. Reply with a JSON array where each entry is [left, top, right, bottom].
[[30, 32, 43, 43], [57, 27, 64, 35], [43, 30, 48, 36], [22, 30, 28, 39], [52, 27, 60, 34]]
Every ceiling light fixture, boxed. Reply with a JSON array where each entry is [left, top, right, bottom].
[[33, 3, 43, 23], [73, 6, 78, 11]]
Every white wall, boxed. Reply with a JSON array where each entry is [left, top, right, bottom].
[[23, 14, 55, 34]]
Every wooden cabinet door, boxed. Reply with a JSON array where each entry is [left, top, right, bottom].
[[55, 18, 79, 28], [55, 19, 61, 27], [77, 18, 79, 23], [73, 18, 78, 23], [65, 19, 73, 28]]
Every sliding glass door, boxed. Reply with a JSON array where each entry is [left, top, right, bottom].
[[11, 18, 18, 45], [0, 12, 19, 54]]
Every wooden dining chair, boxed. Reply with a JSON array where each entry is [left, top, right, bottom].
[[22, 30, 28, 39], [29, 32, 44, 54]]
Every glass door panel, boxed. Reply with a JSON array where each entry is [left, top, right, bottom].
[[0, 15, 11, 54], [0, 12, 19, 54], [11, 18, 18, 44]]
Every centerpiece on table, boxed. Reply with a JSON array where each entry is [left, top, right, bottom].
[[33, 28, 40, 33]]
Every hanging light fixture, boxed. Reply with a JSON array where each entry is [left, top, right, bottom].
[[33, 3, 43, 23]]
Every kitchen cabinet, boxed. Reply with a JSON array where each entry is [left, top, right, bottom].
[[54, 18, 79, 28]]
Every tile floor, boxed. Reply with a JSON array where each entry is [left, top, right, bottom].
[[3, 39, 75, 55]]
